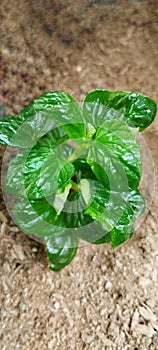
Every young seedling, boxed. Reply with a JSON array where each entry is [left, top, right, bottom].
[[0, 90, 157, 271]]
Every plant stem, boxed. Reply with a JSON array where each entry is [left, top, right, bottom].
[[71, 180, 79, 191], [68, 142, 89, 163]]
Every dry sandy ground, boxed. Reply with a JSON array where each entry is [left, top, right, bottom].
[[0, 0, 158, 349]]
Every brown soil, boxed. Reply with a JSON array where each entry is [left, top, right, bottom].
[[0, 0, 158, 349]]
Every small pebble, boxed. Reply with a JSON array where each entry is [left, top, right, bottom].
[[54, 302, 60, 310], [32, 247, 38, 253], [76, 65, 82, 72], [0, 222, 7, 237], [105, 281, 112, 290], [81, 296, 87, 304], [0, 211, 8, 223], [8, 225, 19, 232]]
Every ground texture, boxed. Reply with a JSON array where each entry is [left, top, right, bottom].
[[0, 0, 158, 349]]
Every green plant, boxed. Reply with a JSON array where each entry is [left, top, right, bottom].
[[0, 90, 157, 271]]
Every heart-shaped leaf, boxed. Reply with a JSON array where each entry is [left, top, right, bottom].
[[83, 89, 157, 131], [94, 120, 141, 189], [12, 197, 65, 240], [46, 231, 78, 271]]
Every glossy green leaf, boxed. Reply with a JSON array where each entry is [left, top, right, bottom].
[[4, 150, 29, 196], [25, 91, 86, 139], [94, 120, 141, 188], [18, 104, 35, 121], [96, 120, 141, 167], [12, 197, 65, 239], [87, 142, 129, 193], [0, 115, 23, 146], [13, 114, 58, 148], [36, 126, 67, 148], [17, 111, 68, 148], [110, 223, 134, 249], [13, 197, 79, 270], [73, 158, 97, 182], [32, 91, 77, 110], [4, 129, 69, 197], [121, 189, 145, 220], [62, 190, 93, 228], [24, 143, 75, 199], [86, 162, 110, 190], [83, 89, 157, 131], [84, 179, 145, 247], [88, 207, 134, 248], [0, 112, 58, 148], [46, 231, 78, 271], [84, 180, 122, 229], [0, 92, 85, 148]]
